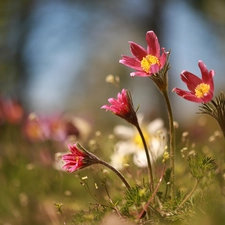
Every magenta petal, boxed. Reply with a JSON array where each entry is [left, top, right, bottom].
[[198, 61, 214, 96], [130, 71, 150, 77], [182, 95, 203, 103], [173, 88, 203, 103], [172, 88, 187, 96], [63, 164, 77, 172], [150, 64, 160, 74], [119, 55, 142, 71], [108, 98, 118, 105], [68, 167, 76, 172], [172, 88, 191, 98], [198, 60, 209, 82], [69, 144, 84, 156], [159, 51, 167, 69], [208, 69, 215, 80], [202, 91, 214, 103], [129, 41, 147, 61], [101, 105, 110, 110], [180, 71, 202, 92], [198, 60, 215, 84], [62, 155, 74, 161], [146, 31, 160, 57], [208, 70, 214, 92]]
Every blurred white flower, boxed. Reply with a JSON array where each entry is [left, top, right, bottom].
[[110, 115, 167, 169], [53, 152, 65, 171]]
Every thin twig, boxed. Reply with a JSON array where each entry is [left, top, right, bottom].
[[137, 163, 166, 220], [177, 178, 200, 209]]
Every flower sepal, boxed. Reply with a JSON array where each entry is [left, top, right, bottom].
[[149, 51, 171, 92], [198, 92, 225, 137]]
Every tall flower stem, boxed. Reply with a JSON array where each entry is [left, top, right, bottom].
[[135, 123, 154, 191], [162, 90, 175, 200], [97, 159, 131, 190]]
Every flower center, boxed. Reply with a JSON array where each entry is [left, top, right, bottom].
[[195, 83, 210, 98], [75, 156, 83, 165], [141, 55, 160, 73], [133, 130, 150, 149], [75, 156, 79, 163]]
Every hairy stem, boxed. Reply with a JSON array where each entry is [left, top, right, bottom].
[[162, 90, 175, 200], [137, 163, 166, 220], [178, 178, 200, 209], [97, 159, 131, 190], [136, 123, 154, 191]]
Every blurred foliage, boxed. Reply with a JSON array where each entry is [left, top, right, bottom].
[[1, 107, 225, 224]]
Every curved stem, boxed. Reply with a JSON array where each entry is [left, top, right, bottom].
[[135, 123, 154, 191], [162, 90, 175, 200], [177, 178, 200, 209], [137, 163, 166, 220], [97, 159, 131, 190]]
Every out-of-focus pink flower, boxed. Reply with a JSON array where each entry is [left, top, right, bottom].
[[23, 114, 47, 142], [62, 143, 98, 172], [23, 113, 81, 142], [0, 98, 24, 124], [119, 31, 168, 77], [173, 60, 215, 103], [46, 115, 68, 141], [101, 89, 138, 125]]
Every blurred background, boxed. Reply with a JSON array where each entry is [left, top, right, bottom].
[[1, 0, 225, 125], [1, 0, 225, 224]]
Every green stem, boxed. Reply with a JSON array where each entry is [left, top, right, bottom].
[[177, 178, 200, 209], [162, 90, 175, 200], [135, 123, 154, 191], [97, 159, 131, 190], [79, 143, 131, 190]]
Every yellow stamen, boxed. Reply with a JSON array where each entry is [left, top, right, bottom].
[[195, 83, 210, 98], [141, 54, 160, 73]]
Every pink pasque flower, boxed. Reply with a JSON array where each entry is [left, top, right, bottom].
[[62, 143, 98, 172], [119, 31, 168, 77], [101, 89, 138, 125], [173, 60, 215, 103]]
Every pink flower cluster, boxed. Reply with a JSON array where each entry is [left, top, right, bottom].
[[110, 30, 215, 105], [62, 30, 216, 173], [24, 114, 79, 142]]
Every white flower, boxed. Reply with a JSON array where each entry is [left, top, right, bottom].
[[53, 152, 66, 171], [110, 115, 167, 169]]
